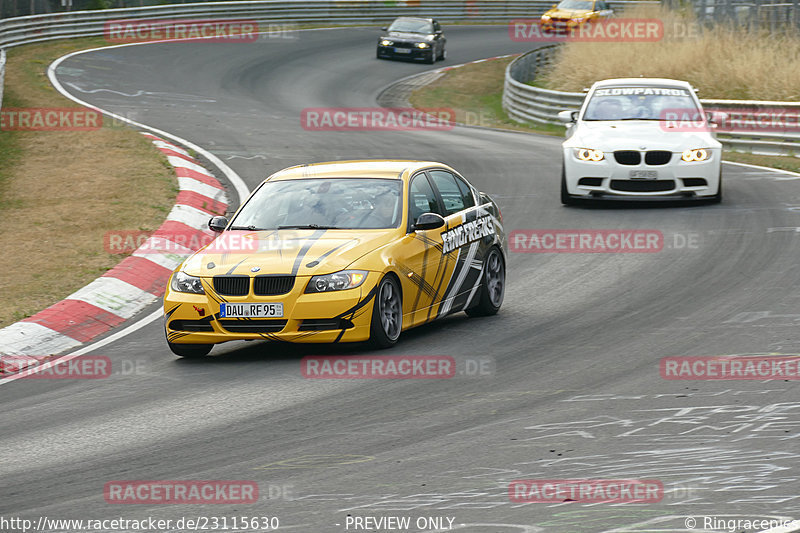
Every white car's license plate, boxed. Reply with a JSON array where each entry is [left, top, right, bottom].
[[220, 303, 283, 318], [394, 48, 411, 54], [629, 170, 658, 179]]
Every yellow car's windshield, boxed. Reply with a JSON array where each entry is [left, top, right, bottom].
[[231, 178, 404, 230], [557, 0, 594, 10]]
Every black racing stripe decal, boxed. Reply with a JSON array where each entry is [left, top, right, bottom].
[[292, 229, 327, 276], [225, 258, 249, 275], [412, 238, 431, 312], [165, 304, 181, 318], [334, 284, 378, 320], [397, 263, 437, 300], [414, 232, 445, 253], [427, 249, 455, 322], [306, 239, 356, 268]]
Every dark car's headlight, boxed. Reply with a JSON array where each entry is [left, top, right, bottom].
[[305, 270, 367, 293], [415, 42, 430, 49], [380, 39, 393, 46], [171, 271, 205, 294]]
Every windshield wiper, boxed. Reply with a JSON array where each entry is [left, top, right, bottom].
[[584, 118, 664, 122], [277, 224, 340, 230], [228, 225, 268, 231]]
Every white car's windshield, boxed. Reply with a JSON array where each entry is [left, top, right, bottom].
[[583, 86, 702, 121], [557, 0, 594, 10], [230, 178, 403, 230], [388, 18, 434, 34]]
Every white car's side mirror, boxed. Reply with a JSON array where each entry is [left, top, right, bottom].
[[558, 110, 577, 123]]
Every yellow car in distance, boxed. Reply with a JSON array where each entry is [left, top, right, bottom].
[[541, 0, 614, 33], [163, 160, 507, 357]]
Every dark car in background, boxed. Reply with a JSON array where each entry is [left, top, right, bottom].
[[377, 17, 446, 64]]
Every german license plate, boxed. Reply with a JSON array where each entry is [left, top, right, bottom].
[[394, 48, 411, 54], [220, 303, 283, 318], [629, 170, 658, 179]]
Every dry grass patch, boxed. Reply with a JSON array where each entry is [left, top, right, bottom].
[[541, 5, 800, 101], [0, 39, 177, 328]]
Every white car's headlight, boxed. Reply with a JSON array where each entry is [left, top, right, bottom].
[[171, 271, 205, 294], [416, 42, 430, 49], [380, 39, 393, 46], [682, 148, 710, 162], [575, 148, 605, 162], [306, 270, 368, 293]]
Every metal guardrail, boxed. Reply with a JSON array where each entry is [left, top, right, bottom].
[[0, 0, 651, 48], [502, 46, 800, 156], [0, 0, 655, 118]]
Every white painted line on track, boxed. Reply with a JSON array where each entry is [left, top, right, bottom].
[[48, 43, 250, 204]]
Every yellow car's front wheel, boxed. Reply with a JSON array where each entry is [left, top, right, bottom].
[[369, 275, 403, 349]]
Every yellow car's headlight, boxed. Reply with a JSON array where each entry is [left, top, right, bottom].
[[171, 271, 205, 294], [682, 148, 709, 162], [575, 148, 605, 162], [306, 270, 368, 293], [416, 42, 430, 49], [541, 14, 551, 21]]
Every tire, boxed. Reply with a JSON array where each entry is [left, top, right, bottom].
[[561, 166, 577, 205], [168, 341, 212, 358], [369, 275, 403, 348], [437, 46, 446, 61], [424, 50, 435, 64], [465, 248, 505, 317]]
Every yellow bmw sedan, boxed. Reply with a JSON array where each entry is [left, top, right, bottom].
[[163, 160, 507, 357], [541, 0, 614, 33]]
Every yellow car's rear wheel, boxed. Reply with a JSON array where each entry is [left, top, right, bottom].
[[466, 247, 505, 317]]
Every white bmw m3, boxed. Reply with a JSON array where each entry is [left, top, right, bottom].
[[558, 78, 723, 204]]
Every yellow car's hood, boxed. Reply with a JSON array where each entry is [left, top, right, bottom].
[[544, 8, 591, 18], [181, 228, 398, 277]]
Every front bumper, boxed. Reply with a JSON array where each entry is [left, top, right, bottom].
[[377, 44, 433, 61], [563, 149, 721, 199], [164, 273, 378, 345], [540, 19, 584, 33]]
